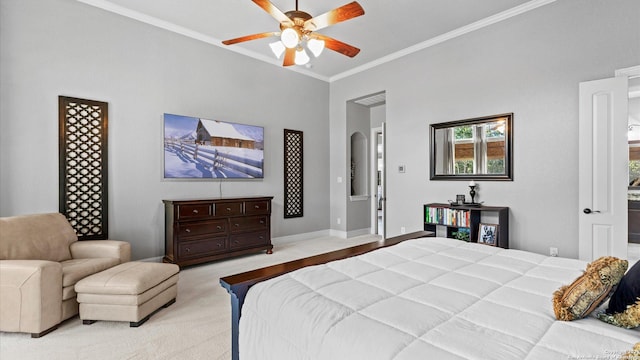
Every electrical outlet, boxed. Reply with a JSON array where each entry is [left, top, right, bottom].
[[400, 227, 406, 234], [550, 247, 558, 257], [337, 218, 341, 225]]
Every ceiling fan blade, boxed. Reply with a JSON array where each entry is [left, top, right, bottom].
[[313, 34, 360, 57], [222, 32, 279, 45], [252, 0, 294, 26], [283, 47, 295, 66], [303, 1, 364, 31]]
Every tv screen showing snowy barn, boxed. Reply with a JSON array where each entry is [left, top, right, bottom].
[[163, 113, 264, 179]]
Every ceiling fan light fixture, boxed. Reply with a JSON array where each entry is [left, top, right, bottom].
[[294, 47, 310, 65], [269, 41, 286, 58], [221, 1, 365, 67], [280, 28, 299, 48], [307, 38, 325, 57]]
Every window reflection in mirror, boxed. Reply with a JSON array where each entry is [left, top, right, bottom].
[[431, 113, 513, 181]]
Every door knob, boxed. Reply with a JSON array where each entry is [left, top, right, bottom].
[[583, 208, 601, 214]]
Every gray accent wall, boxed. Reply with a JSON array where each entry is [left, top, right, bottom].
[[2, 0, 639, 261], [330, 0, 640, 258], [0, 0, 330, 260]]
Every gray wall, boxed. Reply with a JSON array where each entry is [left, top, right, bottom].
[[0, 0, 330, 260], [330, 0, 640, 258], [2, 0, 639, 261]]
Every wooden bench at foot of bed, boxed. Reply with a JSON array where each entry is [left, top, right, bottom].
[[219, 230, 434, 360]]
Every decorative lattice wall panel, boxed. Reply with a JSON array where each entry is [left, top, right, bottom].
[[58, 96, 108, 240], [284, 129, 303, 218]]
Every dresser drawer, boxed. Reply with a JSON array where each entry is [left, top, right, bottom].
[[215, 202, 243, 217], [245, 200, 270, 215], [177, 219, 227, 238], [229, 231, 269, 250], [178, 237, 227, 259], [177, 203, 212, 220], [164, 197, 273, 266], [229, 215, 268, 233]]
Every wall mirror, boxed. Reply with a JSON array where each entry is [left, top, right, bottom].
[[430, 113, 513, 181]]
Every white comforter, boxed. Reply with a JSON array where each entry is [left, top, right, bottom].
[[239, 237, 639, 360]]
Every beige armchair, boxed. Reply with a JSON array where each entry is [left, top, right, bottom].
[[0, 213, 130, 337]]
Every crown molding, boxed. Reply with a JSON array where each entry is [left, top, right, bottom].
[[76, 0, 330, 82], [329, 0, 557, 82]]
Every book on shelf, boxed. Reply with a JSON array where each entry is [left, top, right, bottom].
[[425, 206, 470, 228]]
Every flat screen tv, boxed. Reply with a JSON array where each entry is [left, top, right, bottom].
[[163, 113, 264, 179]]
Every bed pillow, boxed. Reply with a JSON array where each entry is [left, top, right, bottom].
[[620, 342, 640, 360], [552, 256, 628, 321], [596, 260, 640, 328]]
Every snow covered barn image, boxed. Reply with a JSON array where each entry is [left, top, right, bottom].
[[163, 113, 264, 179], [196, 119, 256, 149]]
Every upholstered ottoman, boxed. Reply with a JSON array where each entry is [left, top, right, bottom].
[[74, 261, 179, 327]]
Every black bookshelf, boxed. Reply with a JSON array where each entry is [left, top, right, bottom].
[[424, 203, 509, 249]]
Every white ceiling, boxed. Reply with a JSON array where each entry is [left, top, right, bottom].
[[78, 0, 555, 82]]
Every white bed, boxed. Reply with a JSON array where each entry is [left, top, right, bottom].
[[238, 237, 638, 360]]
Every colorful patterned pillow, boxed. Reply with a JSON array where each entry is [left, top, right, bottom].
[[597, 260, 640, 329], [619, 342, 640, 360], [552, 256, 628, 321]]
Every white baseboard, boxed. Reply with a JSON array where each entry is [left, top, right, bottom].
[[347, 228, 373, 238], [272, 229, 331, 244], [329, 228, 372, 239], [275, 228, 371, 242], [329, 229, 346, 238]]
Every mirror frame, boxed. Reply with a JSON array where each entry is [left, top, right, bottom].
[[430, 113, 513, 181]]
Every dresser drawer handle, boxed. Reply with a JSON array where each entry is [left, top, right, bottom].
[[259, 236, 264, 240], [192, 209, 199, 214], [217, 226, 222, 230], [226, 207, 232, 212], [254, 205, 260, 209], [185, 228, 191, 233], [217, 243, 223, 247], [233, 240, 240, 244], [185, 247, 191, 253], [234, 223, 240, 227], [260, 220, 264, 224]]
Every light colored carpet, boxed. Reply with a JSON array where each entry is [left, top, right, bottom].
[[0, 234, 380, 360]]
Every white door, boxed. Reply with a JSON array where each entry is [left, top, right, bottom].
[[370, 124, 386, 237], [578, 77, 628, 261]]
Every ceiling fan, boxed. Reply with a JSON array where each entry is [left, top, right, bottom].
[[222, 0, 365, 67]]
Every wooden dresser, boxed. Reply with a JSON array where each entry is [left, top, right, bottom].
[[163, 196, 273, 267]]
